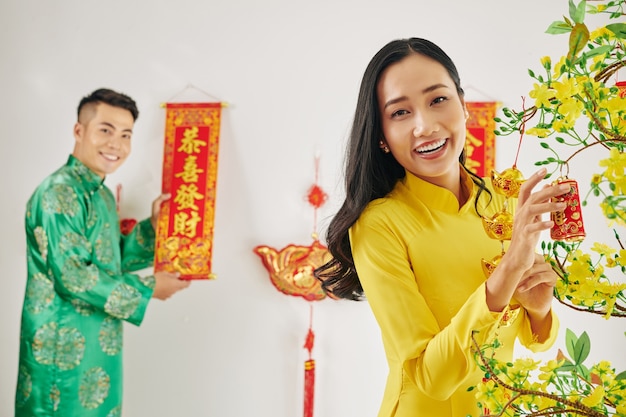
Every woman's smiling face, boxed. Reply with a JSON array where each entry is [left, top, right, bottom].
[[377, 52, 467, 191]]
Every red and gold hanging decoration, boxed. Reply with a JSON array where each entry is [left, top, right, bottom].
[[154, 102, 222, 280], [466, 101, 498, 178], [616, 81, 626, 98], [115, 184, 138, 236], [253, 155, 333, 417]]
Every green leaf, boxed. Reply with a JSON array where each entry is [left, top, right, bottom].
[[606, 23, 626, 39], [568, 23, 590, 59], [573, 331, 591, 364], [616, 370, 626, 380], [546, 20, 573, 34], [565, 328, 578, 359], [558, 361, 576, 372], [576, 363, 591, 379], [569, 0, 586, 24], [582, 45, 613, 59]]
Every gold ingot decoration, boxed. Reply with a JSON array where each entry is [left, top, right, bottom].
[[482, 252, 504, 277], [482, 210, 514, 241], [491, 167, 526, 198]]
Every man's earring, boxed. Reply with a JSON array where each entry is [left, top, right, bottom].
[[379, 140, 390, 154]]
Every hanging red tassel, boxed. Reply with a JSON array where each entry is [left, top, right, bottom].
[[303, 305, 315, 417], [304, 359, 315, 417]]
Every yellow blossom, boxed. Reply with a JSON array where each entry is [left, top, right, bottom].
[[591, 242, 616, 257], [605, 257, 617, 268], [566, 257, 594, 280], [529, 83, 556, 109], [552, 56, 568, 78], [591, 173, 602, 184], [614, 176, 626, 196], [590, 26, 612, 41], [552, 118, 571, 132], [553, 77, 582, 100], [557, 97, 584, 123], [525, 127, 552, 138], [581, 385, 605, 407], [616, 249, 626, 264], [540, 359, 564, 373], [599, 148, 626, 182]]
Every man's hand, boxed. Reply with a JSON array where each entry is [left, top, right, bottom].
[[151, 193, 171, 230], [152, 271, 191, 300]]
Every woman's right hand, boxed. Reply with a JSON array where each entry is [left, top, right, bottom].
[[485, 168, 568, 311]]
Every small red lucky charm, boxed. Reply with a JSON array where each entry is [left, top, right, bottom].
[[550, 177, 586, 242]]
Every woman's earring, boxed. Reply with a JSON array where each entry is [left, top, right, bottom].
[[379, 140, 390, 154]]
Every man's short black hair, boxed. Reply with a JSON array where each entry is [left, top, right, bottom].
[[77, 88, 139, 121]]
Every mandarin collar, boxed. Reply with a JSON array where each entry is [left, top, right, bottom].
[[398, 167, 476, 214], [67, 155, 105, 194]]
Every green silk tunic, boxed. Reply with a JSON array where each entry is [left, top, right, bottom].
[[15, 155, 156, 417]]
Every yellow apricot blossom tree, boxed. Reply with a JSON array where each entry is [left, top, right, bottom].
[[471, 0, 626, 415]]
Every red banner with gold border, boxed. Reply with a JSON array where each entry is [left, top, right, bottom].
[[155, 102, 222, 280], [465, 102, 498, 178]]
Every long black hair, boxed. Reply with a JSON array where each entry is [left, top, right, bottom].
[[314, 38, 491, 301]]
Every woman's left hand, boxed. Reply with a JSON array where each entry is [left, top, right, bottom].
[[513, 253, 558, 317]]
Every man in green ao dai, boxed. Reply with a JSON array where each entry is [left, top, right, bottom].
[[15, 88, 191, 417]]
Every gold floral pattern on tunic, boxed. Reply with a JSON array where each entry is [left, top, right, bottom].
[[95, 223, 114, 264], [99, 317, 122, 355], [134, 224, 153, 250], [106, 405, 122, 417], [34, 226, 48, 262], [87, 202, 98, 228], [139, 274, 156, 289], [62, 257, 99, 293], [15, 365, 32, 407], [72, 299, 96, 316], [25, 272, 55, 314], [79, 367, 110, 409], [32, 322, 85, 370], [42, 184, 79, 216], [104, 283, 141, 319], [50, 384, 60, 411], [59, 230, 92, 253]]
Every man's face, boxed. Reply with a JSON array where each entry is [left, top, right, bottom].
[[72, 102, 134, 178]]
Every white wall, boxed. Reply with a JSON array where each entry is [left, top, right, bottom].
[[1, 0, 624, 416]]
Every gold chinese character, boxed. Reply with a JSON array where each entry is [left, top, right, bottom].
[[174, 184, 203, 211], [175, 155, 204, 183], [172, 211, 202, 238], [178, 126, 207, 154]]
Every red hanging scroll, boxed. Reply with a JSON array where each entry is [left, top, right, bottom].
[[154, 102, 222, 280], [465, 102, 498, 178]]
